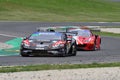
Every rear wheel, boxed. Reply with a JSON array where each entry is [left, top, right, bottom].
[[97, 38, 101, 50], [93, 42, 101, 51], [92, 43, 97, 51], [93, 36, 101, 51]]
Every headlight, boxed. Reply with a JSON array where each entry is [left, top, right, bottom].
[[22, 39, 30, 47], [52, 44, 59, 48], [84, 39, 94, 44], [23, 43, 30, 48], [52, 43, 64, 48], [84, 38, 92, 43], [52, 40, 65, 48]]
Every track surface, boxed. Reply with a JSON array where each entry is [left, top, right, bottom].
[[0, 22, 120, 66]]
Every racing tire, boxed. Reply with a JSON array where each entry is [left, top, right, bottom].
[[20, 49, 29, 57], [92, 43, 97, 51], [100, 38, 101, 44], [20, 52, 29, 57], [93, 42, 101, 51], [20, 53, 29, 57], [70, 44, 77, 56], [97, 46, 101, 50], [62, 44, 69, 57]]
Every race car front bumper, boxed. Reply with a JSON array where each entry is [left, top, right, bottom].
[[77, 43, 95, 50], [21, 48, 65, 56]]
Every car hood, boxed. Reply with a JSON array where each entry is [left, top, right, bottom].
[[73, 36, 90, 45]]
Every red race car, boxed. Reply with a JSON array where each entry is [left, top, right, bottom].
[[68, 29, 101, 51]]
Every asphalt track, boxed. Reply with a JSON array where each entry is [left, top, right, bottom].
[[0, 22, 120, 66]]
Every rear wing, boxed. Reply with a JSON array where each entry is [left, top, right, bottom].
[[37, 26, 80, 33], [37, 27, 49, 32]]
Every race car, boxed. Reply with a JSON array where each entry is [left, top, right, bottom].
[[68, 29, 101, 51], [20, 31, 77, 57]]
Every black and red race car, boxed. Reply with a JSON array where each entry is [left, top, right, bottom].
[[68, 28, 101, 51], [20, 31, 77, 57]]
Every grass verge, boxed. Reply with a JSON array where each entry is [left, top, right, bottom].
[[93, 31, 120, 37], [0, 0, 120, 22], [0, 62, 120, 73]]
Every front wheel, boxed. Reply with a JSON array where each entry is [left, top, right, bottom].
[[70, 44, 77, 56], [62, 44, 69, 57], [92, 43, 96, 51], [20, 48, 29, 57]]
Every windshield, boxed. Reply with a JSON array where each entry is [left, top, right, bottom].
[[70, 30, 91, 37], [77, 30, 91, 37], [29, 32, 62, 40]]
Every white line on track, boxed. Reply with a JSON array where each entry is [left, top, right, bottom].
[[0, 33, 20, 38], [0, 54, 18, 56], [0, 55, 8, 56]]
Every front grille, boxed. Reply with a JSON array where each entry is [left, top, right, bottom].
[[77, 44, 86, 47], [31, 41, 51, 45], [33, 50, 47, 53]]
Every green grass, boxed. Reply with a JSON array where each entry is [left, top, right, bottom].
[[101, 26, 120, 28], [0, 62, 120, 73], [0, 0, 120, 22], [93, 31, 120, 37]]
